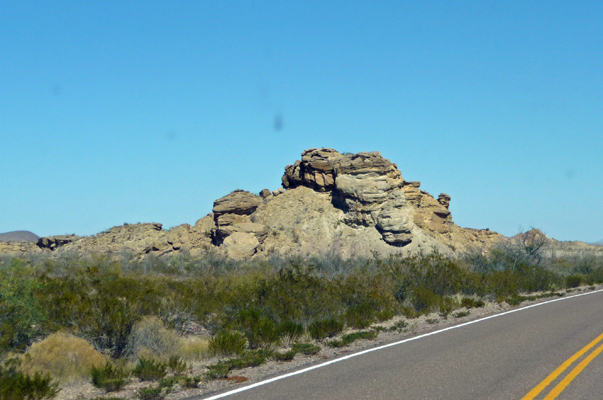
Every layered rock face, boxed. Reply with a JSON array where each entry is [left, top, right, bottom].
[[211, 190, 268, 258], [283, 149, 414, 246]]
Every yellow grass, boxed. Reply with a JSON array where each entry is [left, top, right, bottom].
[[20, 332, 106, 383]]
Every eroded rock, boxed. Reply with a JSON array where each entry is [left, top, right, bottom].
[[283, 149, 414, 246]]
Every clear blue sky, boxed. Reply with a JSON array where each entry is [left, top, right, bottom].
[[1, 1, 602, 242]]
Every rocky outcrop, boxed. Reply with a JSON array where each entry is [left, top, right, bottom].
[[211, 190, 268, 258], [0, 241, 40, 256], [10, 147, 596, 261], [37, 235, 81, 251], [282, 148, 340, 191], [282, 149, 414, 246], [401, 182, 452, 237]]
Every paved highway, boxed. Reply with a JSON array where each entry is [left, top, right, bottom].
[[199, 290, 603, 400]]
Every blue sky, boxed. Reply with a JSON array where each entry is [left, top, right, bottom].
[[1, 1, 602, 242]]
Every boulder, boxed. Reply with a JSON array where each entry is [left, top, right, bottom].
[[212, 190, 269, 247], [223, 232, 260, 259], [212, 190, 262, 216], [194, 214, 216, 235], [260, 189, 272, 198], [282, 148, 341, 191]]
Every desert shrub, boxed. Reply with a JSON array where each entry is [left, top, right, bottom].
[[237, 309, 282, 348], [389, 320, 408, 332], [308, 317, 344, 340], [90, 362, 129, 392], [136, 387, 164, 400], [205, 362, 230, 379], [329, 330, 378, 348], [159, 376, 179, 392], [0, 359, 60, 400], [343, 302, 375, 329], [273, 350, 297, 361], [461, 297, 485, 308], [181, 376, 201, 388], [227, 349, 269, 369], [0, 259, 46, 352], [167, 355, 187, 375], [291, 343, 321, 355], [251, 263, 336, 325], [410, 286, 442, 314], [132, 357, 167, 381], [209, 331, 246, 356], [20, 332, 106, 384], [125, 316, 179, 361], [565, 275, 582, 288], [453, 311, 470, 318], [37, 262, 161, 358], [278, 320, 304, 346]]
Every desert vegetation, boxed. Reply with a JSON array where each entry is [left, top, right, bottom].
[[1, 239, 603, 398]]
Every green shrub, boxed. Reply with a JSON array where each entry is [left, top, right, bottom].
[[291, 343, 321, 355], [158, 376, 178, 390], [227, 350, 269, 369], [0, 260, 46, 352], [389, 320, 408, 332], [205, 362, 230, 379], [0, 360, 60, 400], [237, 309, 281, 348], [137, 387, 164, 400], [565, 275, 582, 288], [132, 358, 167, 381], [167, 355, 187, 375], [273, 350, 297, 361], [308, 318, 344, 340], [453, 311, 470, 318], [181, 376, 201, 388], [278, 320, 304, 345], [90, 362, 129, 392], [344, 303, 374, 329], [328, 330, 378, 347], [209, 331, 247, 356], [461, 297, 484, 308], [410, 286, 442, 315]]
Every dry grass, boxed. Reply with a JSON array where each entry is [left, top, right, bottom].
[[19, 332, 106, 383], [125, 316, 180, 361], [177, 336, 210, 361]]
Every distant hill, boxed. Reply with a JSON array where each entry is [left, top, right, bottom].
[[0, 231, 40, 242], [594, 239, 603, 246]]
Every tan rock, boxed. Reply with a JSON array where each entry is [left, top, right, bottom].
[[212, 190, 262, 216], [223, 232, 259, 259]]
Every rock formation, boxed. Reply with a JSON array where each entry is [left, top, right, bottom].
[[211, 190, 268, 258], [2, 147, 599, 261]]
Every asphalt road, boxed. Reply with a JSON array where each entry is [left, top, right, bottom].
[[199, 290, 603, 400]]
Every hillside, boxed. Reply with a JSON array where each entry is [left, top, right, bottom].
[[0, 230, 39, 242]]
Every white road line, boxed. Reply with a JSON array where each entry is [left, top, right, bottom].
[[201, 288, 603, 400]]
